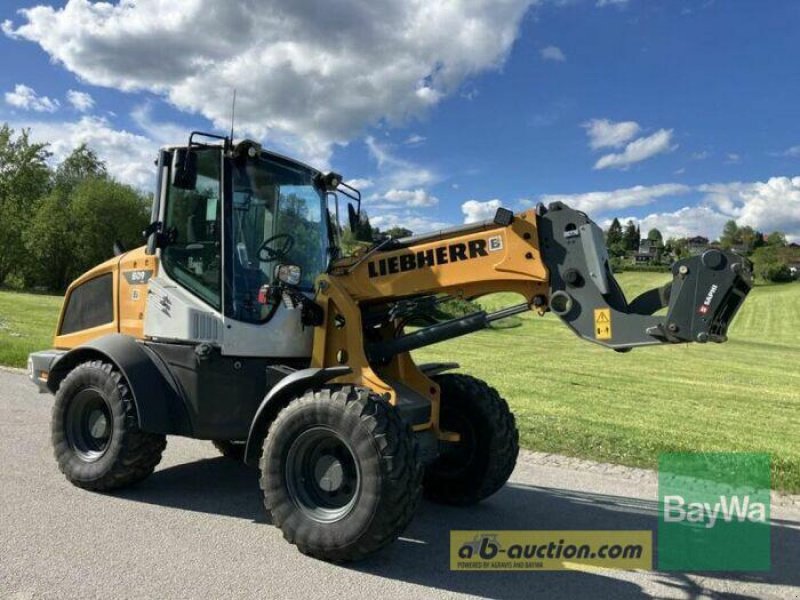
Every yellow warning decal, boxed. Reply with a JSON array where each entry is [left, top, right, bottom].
[[594, 308, 612, 340]]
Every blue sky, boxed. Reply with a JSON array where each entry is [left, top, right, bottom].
[[1, 0, 799, 239]]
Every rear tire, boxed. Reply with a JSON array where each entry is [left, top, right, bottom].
[[52, 360, 167, 491], [423, 374, 519, 505], [260, 386, 422, 562], [212, 440, 245, 461]]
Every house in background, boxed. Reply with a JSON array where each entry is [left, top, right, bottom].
[[635, 238, 663, 264], [687, 236, 709, 255]]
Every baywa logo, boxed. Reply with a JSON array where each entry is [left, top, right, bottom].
[[658, 453, 771, 571], [663, 494, 767, 528]]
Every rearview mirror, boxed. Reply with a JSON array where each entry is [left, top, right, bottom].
[[171, 147, 198, 190], [348, 202, 359, 234]]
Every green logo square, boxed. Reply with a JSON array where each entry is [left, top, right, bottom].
[[658, 453, 770, 571]]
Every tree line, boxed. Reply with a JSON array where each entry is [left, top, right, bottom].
[[0, 125, 151, 292], [604, 215, 799, 282]]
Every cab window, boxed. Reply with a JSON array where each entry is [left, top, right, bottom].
[[162, 148, 222, 309]]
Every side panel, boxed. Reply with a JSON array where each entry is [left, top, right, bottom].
[[118, 247, 158, 339], [145, 342, 308, 440]]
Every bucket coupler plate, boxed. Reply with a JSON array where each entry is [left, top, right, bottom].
[[537, 202, 753, 349]]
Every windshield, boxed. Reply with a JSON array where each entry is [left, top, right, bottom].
[[228, 153, 329, 323]]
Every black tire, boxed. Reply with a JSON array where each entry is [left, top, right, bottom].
[[423, 374, 519, 505], [212, 440, 245, 461], [52, 360, 167, 491], [260, 386, 422, 562]]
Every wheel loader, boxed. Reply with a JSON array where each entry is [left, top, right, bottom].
[[28, 132, 752, 561]]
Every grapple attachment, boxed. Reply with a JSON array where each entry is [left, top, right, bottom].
[[538, 202, 752, 350]]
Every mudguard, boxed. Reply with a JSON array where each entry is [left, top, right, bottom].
[[47, 334, 193, 436], [243, 365, 351, 465]]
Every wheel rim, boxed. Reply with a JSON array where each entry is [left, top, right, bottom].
[[285, 426, 360, 523], [65, 388, 113, 462]]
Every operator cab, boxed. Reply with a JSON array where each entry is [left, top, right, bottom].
[[145, 133, 358, 358]]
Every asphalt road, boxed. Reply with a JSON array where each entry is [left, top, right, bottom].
[[1, 368, 799, 600]]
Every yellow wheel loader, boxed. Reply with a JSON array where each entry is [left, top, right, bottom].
[[28, 133, 752, 561]]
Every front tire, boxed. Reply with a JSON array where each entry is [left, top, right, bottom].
[[423, 374, 519, 505], [260, 386, 422, 562], [52, 360, 167, 491]]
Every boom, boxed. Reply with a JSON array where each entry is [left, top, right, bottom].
[[310, 202, 751, 425]]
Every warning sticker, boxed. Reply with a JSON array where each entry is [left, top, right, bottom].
[[594, 308, 612, 340]]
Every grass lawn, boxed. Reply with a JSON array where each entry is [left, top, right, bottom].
[[1, 275, 799, 491], [416, 273, 800, 493], [0, 289, 62, 369]]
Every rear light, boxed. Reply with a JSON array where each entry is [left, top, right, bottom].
[[258, 284, 271, 305]]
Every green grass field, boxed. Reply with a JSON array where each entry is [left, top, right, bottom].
[[415, 273, 800, 492], [1, 275, 799, 491], [0, 289, 62, 369]]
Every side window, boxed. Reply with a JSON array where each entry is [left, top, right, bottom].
[[59, 274, 114, 335], [162, 149, 222, 309]]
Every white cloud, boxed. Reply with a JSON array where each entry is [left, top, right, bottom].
[[725, 153, 741, 164], [4, 84, 60, 112], [583, 118, 640, 150], [540, 45, 566, 62], [365, 135, 438, 189], [382, 188, 438, 207], [345, 178, 373, 190], [698, 177, 800, 239], [4, 0, 539, 164], [613, 206, 730, 241], [581, 175, 800, 242], [66, 89, 94, 112], [783, 146, 800, 158], [597, 0, 629, 6], [404, 134, 426, 145], [462, 199, 502, 223], [541, 183, 691, 214], [130, 102, 188, 146], [370, 212, 451, 234], [594, 129, 675, 170], [9, 115, 158, 189], [691, 150, 710, 160]]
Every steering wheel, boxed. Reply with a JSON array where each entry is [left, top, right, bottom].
[[258, 233, 295, 262]]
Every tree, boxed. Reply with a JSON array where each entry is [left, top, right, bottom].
[[69, 178, 150, 279], [623, 220, 639, 252], [0, 125, 51, 285], [738, 225, 757, 254], [667, 237, 688, 259], [647, 228, 663, 244], [354, 210, 375, 241], [24, 170, 149, 291], [23, 190, 75, 291], [606, 218, 626, 257], [54, 143, 107, 192], [752, 230, 766, 250], [606, 218, 623, 245], [720, 220, 739, 249], [765, 231, 787, 247], [383, 226, 413, 239], [749, 245, 797, 283]]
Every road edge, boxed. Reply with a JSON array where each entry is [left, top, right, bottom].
[[1, 365, 797, 507]]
